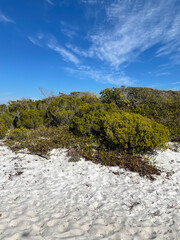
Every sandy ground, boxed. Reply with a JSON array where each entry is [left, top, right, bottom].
[[0, 141, 180, 240]]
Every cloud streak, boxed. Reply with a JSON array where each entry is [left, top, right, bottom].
[[0, 12, 15, 23], [73, 0, 180, 69], [47, 42, 80, 65], [46, 0, 54, 6], [66, 65, 133, 86], [61, 28, 77, 39], [28, 33, 79, 65], [28, 1, 180, 86], [28, 36, 42, 47]]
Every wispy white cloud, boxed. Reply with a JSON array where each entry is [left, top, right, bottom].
[[81, 0, 99, 4], [65, 65, 134, 86], [48, 42, 80, 65], [0, 12, 15, 24], [46, 0, 54, 6], [147, 67, 171, 77], [28, 36, 42, 47], [28, 33, 80, 65], [66, 43, 91, 57], [61, 28, 77, 39], [60, 21, 79, 40], [27, 1, 180, 86], [156, 72, 170, 77], [156, 14, 180, 58], [65, 0, 180, 85], [75, 0, 180, 68]]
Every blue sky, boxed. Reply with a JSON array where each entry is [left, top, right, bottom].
[[0, 0, 180, 103]]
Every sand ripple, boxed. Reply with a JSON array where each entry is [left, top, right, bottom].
[[0, 143, 180, 239]]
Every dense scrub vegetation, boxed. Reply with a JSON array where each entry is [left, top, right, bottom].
[[100, 87, 180, 141], [0, 87, 179, 179]]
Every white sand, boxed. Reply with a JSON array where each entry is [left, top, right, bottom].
[[0, 141, 180, 240]]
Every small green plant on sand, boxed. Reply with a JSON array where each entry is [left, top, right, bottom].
[[68, 155, 82, 162]]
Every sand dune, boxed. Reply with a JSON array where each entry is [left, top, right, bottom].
[[0, 142, 180, 240]]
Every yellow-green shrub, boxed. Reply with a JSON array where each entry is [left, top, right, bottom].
[[102, 111, 169, 153], [71, 104, 169, 153], [100, 87, 130, 109], [0, 124, 8, 139], [70, 102, 108, 135], [100, 87, 180, 142], [55, 110, 75, 125], [81, 95, 99, 103], [7, 127, 29, 140], [19, 110, 43, 129], [0, 114, 12, 128]]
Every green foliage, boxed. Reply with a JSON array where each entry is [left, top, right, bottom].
[[8, 100, 23, 112], [46, 96, 83, 126], [70, 102, 107, 136], [48, 95, 82, 113], [6, 126, 74, 156], [101, 111, 169, 153], [100, 87, 180, 142], [0, 104, 8, 113], [18, 110, 43, 129], [100, 87, 130, 109], [68, 155, 82, 162], [8, 99, 36, 112], [0, 124, 8, 139], [2, 87, 179, 178], [8, 127, 29, 140], [81, 95, 99, 103], [71, 103, 169, 154], [0, 113, 12, 128], [55, 110, 75, 125], [5, 125, 161, 179], [70, 91, 99, 98]]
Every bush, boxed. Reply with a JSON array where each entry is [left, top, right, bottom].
[[19, 110, 43, 129], [71, 106, 169, 154], [55, 110, 75, 125], [101, 111, 169, 153], [100, 87, 130, 109], [0, 114, 12, 128], [100, 87, 180, 142], [70, 91, 98, 98], [0, 124, 8, 139], [70, 102, 107, 136], [7, 127, 29, 140]]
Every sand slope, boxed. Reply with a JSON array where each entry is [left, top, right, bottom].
[[0, 142, 180, 240]]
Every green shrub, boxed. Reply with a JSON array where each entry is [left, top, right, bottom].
[[81, 95, 99, 103], [0, 104, 8, 112], [70, 102, 107, 135], [70, 101, 118, 135], [8, 127, 29, 140], [70, 91, 98, 98], [19, 110, 43, 129], [0, 114, 12, 128], [55, 110, 75, 125], [101, 111, 169, 153], [100, 87, 130, 109], [68, 155, 82, 162], [0, 124, 8, 139], [100, 87, 180, 142], [71, 105, 169, 154]]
